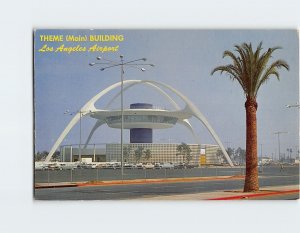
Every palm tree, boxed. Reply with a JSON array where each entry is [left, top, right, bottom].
[[143, 149, 152, 161], [176, 142, 192, 165], [123, 145, 132, 163], [134, 146, 144, 163], [211, 42, 289, 192]]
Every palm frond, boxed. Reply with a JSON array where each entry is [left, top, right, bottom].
[[254, 59, 289, 96], [211, 65, 247, 94], [212, 42, 289, 98]]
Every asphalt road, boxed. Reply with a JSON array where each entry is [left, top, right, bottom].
[[34, 170, 299, 200]]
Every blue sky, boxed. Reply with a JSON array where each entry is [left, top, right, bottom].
[[34, 29, 299, 159]]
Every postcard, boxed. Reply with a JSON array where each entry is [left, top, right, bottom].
[[34, 29, 299, 200]]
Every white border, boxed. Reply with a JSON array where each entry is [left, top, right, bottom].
[[0, 1, 299, 233]]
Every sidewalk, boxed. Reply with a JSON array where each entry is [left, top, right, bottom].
[[138, 185, 299, 200]]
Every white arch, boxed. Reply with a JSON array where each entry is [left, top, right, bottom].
[[83, 81, 199, 147], [105, 81, 179, 110], [46, 80, 233, 166], [45, 81, 123, 162], [83, 120, 106, 149], [177, 119, 201, 143]]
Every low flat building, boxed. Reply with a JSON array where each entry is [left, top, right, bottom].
[[60, 143, 222, 165]]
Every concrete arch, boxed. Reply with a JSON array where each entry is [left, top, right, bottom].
[[46, 80, 233, 166], [45, 81, 123, 162], [105, 82, 179, 110], [83, 81, 199, 147], [83, 120, 106, 149], [177, 119, 201, 143]]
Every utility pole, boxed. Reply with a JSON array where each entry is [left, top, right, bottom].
[[274, 132, 288, 161], [272, 153, 274, 162], [65, 109, 91, 162], [260, 143, 263, 173]]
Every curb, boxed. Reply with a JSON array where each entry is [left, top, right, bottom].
[[35, 183, 79, 189]]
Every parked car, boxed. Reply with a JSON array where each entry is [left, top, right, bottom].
[[160, 163, 174, 169], [90, 163, 100, 169], [154, 163, 162, 169], [114, 164, 121, 169], [59, 163, 77, 170], [79, 163, 92, 169], [174, 163, 185, 169], [143, 163, 155, 169], [34, 163, 48, 170], [124, 163, 135, 169], [185, 164, 197, 169], [103, 163, 117, 169], [136, 163, 144, 169], [48, 163, 62, 170]]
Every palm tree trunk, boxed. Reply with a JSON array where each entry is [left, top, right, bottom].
[[244, 97, 259, 192]]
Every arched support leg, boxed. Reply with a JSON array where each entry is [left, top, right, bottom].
[[83, 120, 105, 148], [184, 105, 233, 166], [45, 111, 91, 162], [177, 119, 201, 144], [45, 113, 81, 162]]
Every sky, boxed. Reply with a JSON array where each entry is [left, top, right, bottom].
[[34, 29, 299, 159]]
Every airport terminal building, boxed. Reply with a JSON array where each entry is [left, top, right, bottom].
[[46, 80, 233, 166]]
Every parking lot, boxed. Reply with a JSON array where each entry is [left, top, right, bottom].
[[35, 166, 247, 183], [35, 164, 300, 183]]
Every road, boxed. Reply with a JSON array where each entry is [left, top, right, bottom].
[[34, 170, 299, 200]]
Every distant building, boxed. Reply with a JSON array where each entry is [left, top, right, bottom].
[[60, 143, 221, 165], [261, 157, 273, 165]]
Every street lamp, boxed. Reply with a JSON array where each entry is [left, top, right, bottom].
[[285, 103, 299, 108], [89, 55, 154, 177], [274, 131, 288, 161], [260, 143, 263, 173], [64, 109, 92, 162], [286, 102, 299, 161]]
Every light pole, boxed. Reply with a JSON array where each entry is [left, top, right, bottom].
[[89, 55, 154, 177], [285, 103, 299, 108], [286, 103, 299, 162], [260, 143, 263, 173], [274, 131, 288, 161], [65, 109, 92, 162]]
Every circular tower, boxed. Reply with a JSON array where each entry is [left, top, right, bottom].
[[129, 103, 153, 143]]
